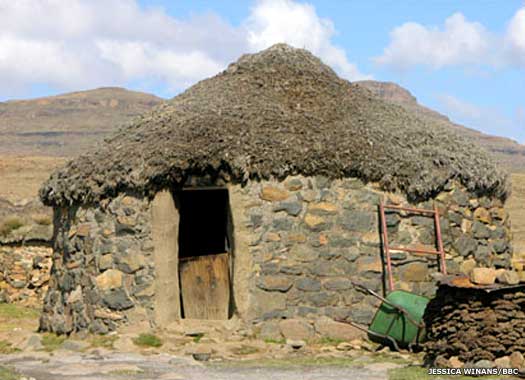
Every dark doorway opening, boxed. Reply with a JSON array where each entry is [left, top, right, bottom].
[[177, 188, 232, 320], [178, 188, 229, 258]]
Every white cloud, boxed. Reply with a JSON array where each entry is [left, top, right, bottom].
[[245, 0, 370, 80], [375, 13, 492, 69], [0, 0, 368, 99], [505, 8, 525, 66], [376, 8, 525, 70]]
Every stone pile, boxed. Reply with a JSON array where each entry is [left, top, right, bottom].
[[0, 245, 52, 307], [424, 283, 525, 367]]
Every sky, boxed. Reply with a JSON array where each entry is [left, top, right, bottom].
[[0, 0, 524, 142]]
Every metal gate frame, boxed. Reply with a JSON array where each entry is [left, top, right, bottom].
[[379, 202, 447, 291]]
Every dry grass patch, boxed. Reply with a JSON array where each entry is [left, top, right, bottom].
[[230, 345, 260, 356], [0, 340, 20, 354], [89, 334, 118, 350], [0, 217, 24, 237], [31, 213, 52, 225]]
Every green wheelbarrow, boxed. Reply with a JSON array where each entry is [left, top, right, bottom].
[[336, 282, 429, 351]]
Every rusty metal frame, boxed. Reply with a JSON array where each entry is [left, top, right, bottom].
[[379, 202, 447, 291]]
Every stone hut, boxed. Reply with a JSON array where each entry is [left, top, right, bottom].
[[38, 44, 511, 335]]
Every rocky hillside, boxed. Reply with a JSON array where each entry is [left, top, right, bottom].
[[0, 87, 163, 156], [356, 81, 525, 173]]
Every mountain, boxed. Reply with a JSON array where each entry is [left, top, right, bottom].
[[0, 87, 163, 156], [356, 80, 525, 173]]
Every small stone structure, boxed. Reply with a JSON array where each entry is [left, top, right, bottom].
[[0, 245, 52, 307], [37, 44, 512, 335], [424, 282, 525, 368]]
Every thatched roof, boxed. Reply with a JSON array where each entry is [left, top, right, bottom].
[[40, 44, 508, 206]]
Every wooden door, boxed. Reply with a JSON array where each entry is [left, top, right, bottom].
[[179, 252, 230, 319]]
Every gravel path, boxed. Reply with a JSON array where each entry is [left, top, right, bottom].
[[0, 352, 401, 380]]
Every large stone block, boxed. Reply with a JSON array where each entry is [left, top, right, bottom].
[[340, 210, 376, 232], [117, 253, 146, 274], [95, 269, 123, 290], [473, 207, 491, 224], [257, 275, 293, 292], [260, 186, 289, 202], [399, 262, 429, 282], [289, 245, 319, 262], [306, 292, 339, 307], [253, 289, 287, 316], [279, 319, 315, 340], [355, 256, 382, 273], [304, 214, 328, 231], [273, 201, 303, 216], [308, 202, 338, 215], [472, 221, 491, 239], [295, 277, 321, 292], [259, 320, 283, 340], [314, 317, 364, 340], [310, 261, 343, 277], [102, 288, 134, 310], [453, 236, 478, 257], [323, 277, 352, 291], [470, 268, 496, 285]]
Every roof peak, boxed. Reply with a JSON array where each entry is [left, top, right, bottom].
[[224, 43, 339, 79]]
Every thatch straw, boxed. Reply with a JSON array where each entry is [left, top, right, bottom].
[[40, 44, 508, 206]]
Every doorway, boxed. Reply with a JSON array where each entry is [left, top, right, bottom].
[[177, 188, 231, 320]]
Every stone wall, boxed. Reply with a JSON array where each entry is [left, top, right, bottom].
[[39, 175, 513, 334], [240, 176, 512, 328], [40, 194, 156, 334], [0, 245, 52, 307]]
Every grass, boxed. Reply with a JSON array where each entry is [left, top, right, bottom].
[[41, 333, 66, 352], [264, 338, 286, 344], [0, 340, 19, 354], [0, 217, 24, 237], [192, 333, 204, 343], [315, 337, 345, 346], [0, 303, 39, 320], [89, 334, 118, 350], [132, 333, 162, 348], [0, 366, 20, 380]]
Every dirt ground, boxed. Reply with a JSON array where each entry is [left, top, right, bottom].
[[0, 155, 66, 204], [0, 352, 407, 380], [0, 303, 419, 380]]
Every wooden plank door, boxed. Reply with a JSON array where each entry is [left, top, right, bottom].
[[179, 253, 230, 319]]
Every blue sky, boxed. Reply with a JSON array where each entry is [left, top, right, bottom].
[[1, 0, 524, 142]]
